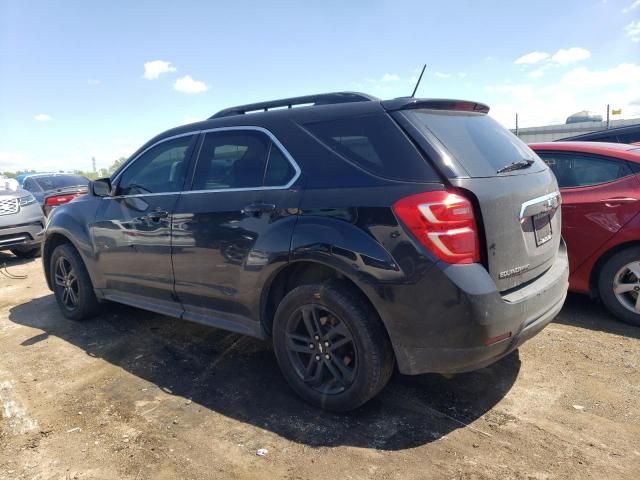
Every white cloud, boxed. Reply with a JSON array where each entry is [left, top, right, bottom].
[[458, 72, 468, 78], [528, 69, 545, 78], [486, 63, 640, 128], [34, 114, 51, 122], [143, 60, 177, 80], [626, 21, 640, 42], [561, 63, 640, 89], [550, 47, 591, 65], [515, 48, 591, 68], [623, 0, 640, 12], [435, 71, 451, 78], [173, 75, 208, 94], [0, 151, 28, 171], [514, 51, 550, 65], [356, 74, 404, 94], [87, 79, 101, 85], [0, 135, 147, 173]]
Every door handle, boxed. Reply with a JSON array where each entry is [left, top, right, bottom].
[[242, 203, 276, 216], [603, 197, 638, 208], [141, 209, 169, 222]]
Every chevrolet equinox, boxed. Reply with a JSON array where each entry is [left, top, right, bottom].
[[42, 92, 569, 411]]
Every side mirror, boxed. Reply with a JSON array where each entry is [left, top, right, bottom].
[[90, 178, 113, 197]]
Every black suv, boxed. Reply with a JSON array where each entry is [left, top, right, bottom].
[[42, 92, 569, 411]]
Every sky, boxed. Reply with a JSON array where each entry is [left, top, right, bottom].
[[1, 0, 639, 172]]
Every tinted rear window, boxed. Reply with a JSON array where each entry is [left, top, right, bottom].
[[303, 113, 437, 182], [539, 152, 631, 188], [404, 110, 544, 177], [33, 175, 89, 190]]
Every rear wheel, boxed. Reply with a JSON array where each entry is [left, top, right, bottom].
[[50, 244, 99, 321], [10, 247, 40, 259], [598, 247, 640, 327], [272, 283, 394, 411]]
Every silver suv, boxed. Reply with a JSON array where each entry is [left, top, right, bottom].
[[0, 188, 45, 258]]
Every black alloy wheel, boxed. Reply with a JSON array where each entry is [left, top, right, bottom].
[[54, 256, 79, 310], [273, 283, 394, 411], [284, 303, 358, 395], [50, 243, 99, 321]]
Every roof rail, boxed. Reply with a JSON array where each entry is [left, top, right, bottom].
[[210, 91, 377, 119]]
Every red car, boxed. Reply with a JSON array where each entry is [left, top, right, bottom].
[[530, 142, 640, 326]]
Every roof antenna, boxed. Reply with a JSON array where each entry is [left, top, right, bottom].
[[410, 64, 427, 98]]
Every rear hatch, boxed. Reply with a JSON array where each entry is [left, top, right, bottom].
[[391, 105, 561, 291]]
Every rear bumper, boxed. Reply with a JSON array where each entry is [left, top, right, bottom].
[[389, 242, 569, 375], [394, 290, 565, 374]]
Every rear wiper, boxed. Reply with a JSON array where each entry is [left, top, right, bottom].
[[496, 159, 535, 174]]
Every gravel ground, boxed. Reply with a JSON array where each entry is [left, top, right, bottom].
[[1, 252, 639, 479]]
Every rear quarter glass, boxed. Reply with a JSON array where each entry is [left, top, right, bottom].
[[402, 109, 547, 178], [301, 113, 440, 182]]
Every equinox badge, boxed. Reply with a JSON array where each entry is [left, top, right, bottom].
[[499, 264, 531, 279]]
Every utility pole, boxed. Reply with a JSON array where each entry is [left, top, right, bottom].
[[515, 113, 519, 137], [92, 156, 96, 173], [606, 104, 610, 130]]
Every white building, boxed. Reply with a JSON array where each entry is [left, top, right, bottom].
[[512, 115, 640, 143]]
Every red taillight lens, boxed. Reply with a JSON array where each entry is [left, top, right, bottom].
[[44, 194, 79, 206], [393, 190, 480, 264]]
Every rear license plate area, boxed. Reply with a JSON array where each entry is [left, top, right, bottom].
[[533, 213, 552, 246]]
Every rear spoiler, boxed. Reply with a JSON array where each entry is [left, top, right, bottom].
[[382, 98, 490, 114]]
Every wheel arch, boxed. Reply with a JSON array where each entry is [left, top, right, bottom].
[[260, 259, 391, 343], [42, 232, 80, 290]]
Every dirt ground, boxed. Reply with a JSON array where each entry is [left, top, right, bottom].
[[0, 253, 639, 480]]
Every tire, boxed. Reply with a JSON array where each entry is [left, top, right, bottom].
[[598, 247, 640, 327], [272, 282, 395, 411], [50, 243, 99, 321], [10, 247, 41, 259]]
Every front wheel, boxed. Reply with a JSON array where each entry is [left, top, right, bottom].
[[50, 244, 99, 321], [272, 283, 394, 411], [598, 247, 640, 327]]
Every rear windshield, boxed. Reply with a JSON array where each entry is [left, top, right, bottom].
[[33, 175, 89, 190], [404, 110, 544, 177], [303, 113, 437, 182]]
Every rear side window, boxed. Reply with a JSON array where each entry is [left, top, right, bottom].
[[538, 152, 631, 188], [403, 110, 544, 177], [193, 131, 269, 190], [303, 113, 436, 181]]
